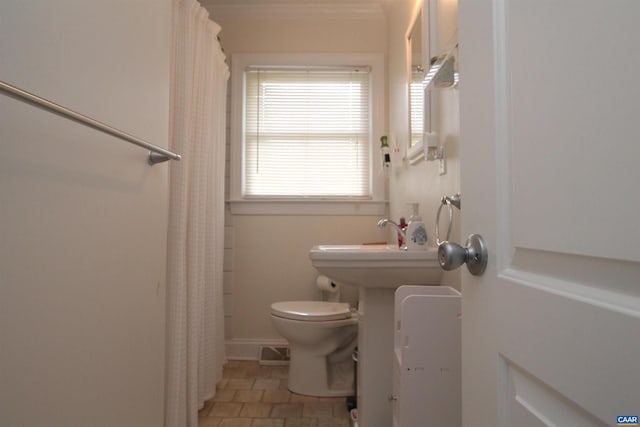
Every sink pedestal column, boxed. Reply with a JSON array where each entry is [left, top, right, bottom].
[[309, 244, 443, 426], [357, 287, 395, 427]]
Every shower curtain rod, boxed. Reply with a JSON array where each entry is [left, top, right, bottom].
[[0, 80, 182, 165]]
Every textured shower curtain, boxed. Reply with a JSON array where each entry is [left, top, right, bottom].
[[165, 0, 228, 426]]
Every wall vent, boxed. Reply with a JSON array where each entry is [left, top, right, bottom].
[[258, 346, 290, 365]]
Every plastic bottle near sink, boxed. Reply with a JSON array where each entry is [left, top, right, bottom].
[[406, 203, 428, 251], [397, 217, 407, 248]]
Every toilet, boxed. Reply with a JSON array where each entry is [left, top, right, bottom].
[[270, 300, 358, 397]]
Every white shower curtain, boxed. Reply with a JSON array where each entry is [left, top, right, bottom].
[[165, 1, 228, 426]]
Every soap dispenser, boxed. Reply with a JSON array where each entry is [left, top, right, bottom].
[[406, 203, 428, 251]]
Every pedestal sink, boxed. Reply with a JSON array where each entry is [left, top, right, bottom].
[[309, 244, 442, 288], [309, 244, 444, 427]]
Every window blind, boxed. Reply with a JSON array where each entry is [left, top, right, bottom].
[[243, 68, 371, 198]]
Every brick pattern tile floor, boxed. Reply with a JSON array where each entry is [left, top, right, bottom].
[[199, 361, 352, 427]]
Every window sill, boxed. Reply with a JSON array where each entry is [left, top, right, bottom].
[[228, 199, 387, 216]]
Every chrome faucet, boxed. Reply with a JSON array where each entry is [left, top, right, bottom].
[[377, 218, 408, 251]]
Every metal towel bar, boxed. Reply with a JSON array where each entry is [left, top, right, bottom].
[[0, 80, 181, 165]]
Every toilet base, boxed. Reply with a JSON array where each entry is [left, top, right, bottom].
[[288, 349, 354, 397]]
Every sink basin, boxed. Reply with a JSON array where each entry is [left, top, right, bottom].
[[309, 244, 443, 288]]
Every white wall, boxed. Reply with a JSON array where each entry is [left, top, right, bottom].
[[232, 216, 387, 339], [385, 0, 461, 289], [202, 4, 389, 355], [0, 1, 171, 425]]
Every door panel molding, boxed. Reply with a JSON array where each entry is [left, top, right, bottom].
[[506, 248, 640, 318], [497, 279, 640, 424], [493, 0, 513, 275], [501, 0, 640, 263], [499, 357, 609, 427]]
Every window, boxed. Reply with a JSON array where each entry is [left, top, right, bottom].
[[230, 53, 385, 215], [244, 68, 370, 198]]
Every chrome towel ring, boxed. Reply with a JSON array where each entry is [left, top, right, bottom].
[[435, 193, 461, 246]]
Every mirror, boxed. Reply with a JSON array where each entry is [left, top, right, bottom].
[[407, 7, 425, 150], [406, 1, 458, 164]]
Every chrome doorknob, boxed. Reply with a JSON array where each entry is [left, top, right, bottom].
[[438, 234, 488, 276]]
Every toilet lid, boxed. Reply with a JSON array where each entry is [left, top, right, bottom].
[[271, 301, 352, 321]]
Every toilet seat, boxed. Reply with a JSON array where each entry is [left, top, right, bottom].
[[271, 301, 352, 321]]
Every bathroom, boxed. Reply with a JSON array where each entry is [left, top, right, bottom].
[[214, 0, 461, 359], [1, 0, 638, 426], [215, 2, 461, 425]]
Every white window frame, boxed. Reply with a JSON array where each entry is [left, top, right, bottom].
[[229, 53, 386, 215]]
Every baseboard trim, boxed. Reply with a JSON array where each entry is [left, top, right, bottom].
[[226, 338, 288, 361]]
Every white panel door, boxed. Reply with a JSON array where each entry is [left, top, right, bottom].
[[459, 1, 640, 426]]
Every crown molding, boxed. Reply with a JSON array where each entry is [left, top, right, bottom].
[[202, 2, 387, 20]]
